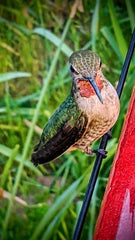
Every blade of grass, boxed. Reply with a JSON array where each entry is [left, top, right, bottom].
[[4, 82, 12, 126], [0, 6, 21, 17], [3, 189, 27, 206], [125, 0, 135, 31], [101, 26, 123, 62], [0, 41, 20, 56], [36, 0, 44, 27], [42, 200, 75, 240], [0, 72, 31, 83], [50, 159, 72, 190], [0, 17, 72, 57], [33, 28, 72, 57], [41, 210, 65, 240], [0, 144, 42, 176], [1, 17, 72, 239], [0, 124, 19, 131], [57, 231, 67, 240], [91, 0, 100, 51], [61, 220, 69, 239], [1, 144, 20, 187], [0, 17, 30, 35], [0, 107, 37, 116], [125, 0, 135, 65], [30, 177, 81, 240], [41, 183, 83, 240], [60, 161, 70, 187], [108, 0, 127, 59], [30, 163, 93, 240]]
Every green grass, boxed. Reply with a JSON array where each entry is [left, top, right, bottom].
[[0, 0, 135, 240]]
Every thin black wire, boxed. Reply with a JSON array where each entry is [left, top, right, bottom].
[[72, 27, 135, 240]]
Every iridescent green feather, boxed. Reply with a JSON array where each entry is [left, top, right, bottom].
[[39, 92, 81, 147]]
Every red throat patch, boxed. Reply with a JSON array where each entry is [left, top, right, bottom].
[[77, 75, 103, 98]]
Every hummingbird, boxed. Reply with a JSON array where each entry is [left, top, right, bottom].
[[31, 50, 120, 166]]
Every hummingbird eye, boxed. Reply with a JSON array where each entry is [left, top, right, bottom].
[[99, 61, 102, 68], [70, 65, 79, 75]]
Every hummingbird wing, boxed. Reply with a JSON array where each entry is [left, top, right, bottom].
[[31, 93, 88, 166]]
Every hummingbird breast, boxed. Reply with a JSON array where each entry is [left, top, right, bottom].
[[73, 77, 120, 153]]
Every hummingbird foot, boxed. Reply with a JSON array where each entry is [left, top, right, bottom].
[[85, 148, 93, 156], [92, 149, 107, 158]]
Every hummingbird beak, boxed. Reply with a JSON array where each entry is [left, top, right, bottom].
[[88, 77, 103, 103]]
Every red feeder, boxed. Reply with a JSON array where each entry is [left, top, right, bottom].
[[93, 85, 135, 240]]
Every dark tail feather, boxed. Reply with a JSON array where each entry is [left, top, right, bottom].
[[31, 151, 47, 166], [31, 153, 39, 166], [31, 137, 66, 166]]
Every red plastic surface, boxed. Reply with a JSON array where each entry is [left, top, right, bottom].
[[93, 85, 135, 240]]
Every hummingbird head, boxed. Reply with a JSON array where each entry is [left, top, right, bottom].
[[69, 50, 103, 103]]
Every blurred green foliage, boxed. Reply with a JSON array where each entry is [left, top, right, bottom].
[[0, 0, 134, 239]]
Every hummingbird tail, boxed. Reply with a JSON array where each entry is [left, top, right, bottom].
[[31, 153, 40, 166], [31, 151, 47, 166]]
